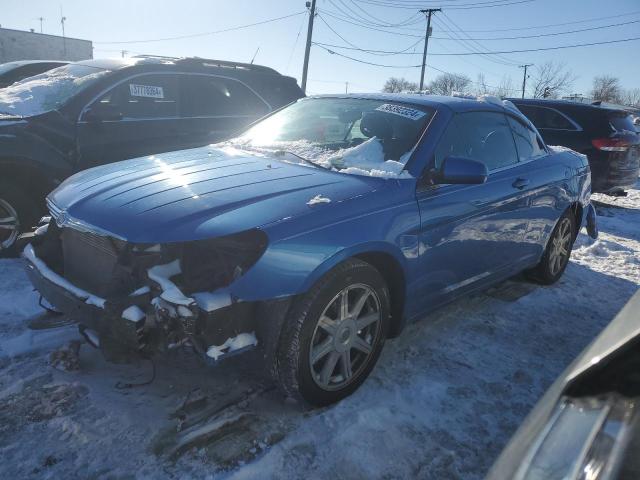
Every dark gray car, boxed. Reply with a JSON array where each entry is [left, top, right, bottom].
[[487, 290, 640, 480]]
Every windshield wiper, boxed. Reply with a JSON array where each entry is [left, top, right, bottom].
[[272, 150, 330, 170]]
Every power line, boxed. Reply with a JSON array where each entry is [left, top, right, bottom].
[[439, 12, 523, 65], [94, 11, 305, 44], [426, 35, 640, 55], [315, 35, 640, 57], [316, 13, 423, 56], [450, 9, 640, 32], [353, 0, 536, 10], [432, 15, 519, 67], [433, 18, 640, 41], [314, 43, 521, 92]]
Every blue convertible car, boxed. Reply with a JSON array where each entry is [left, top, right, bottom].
[[23, 94, 598, 405]]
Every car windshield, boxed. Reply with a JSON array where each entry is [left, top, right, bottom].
[[0, 64, 110, 117], [229, 97, 434, 177]]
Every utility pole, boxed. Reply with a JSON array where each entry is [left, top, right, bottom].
[[301, 0, 317, 94], [419, 8, 440, 91], [345, 81, 349, 94], [519, 63, 533, 99], [37, 17, 44, 33], [60, 6, 67, 56], [121, 50, 128, 58]]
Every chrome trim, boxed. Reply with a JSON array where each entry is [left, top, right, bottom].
[[46, 199, 125, 240]]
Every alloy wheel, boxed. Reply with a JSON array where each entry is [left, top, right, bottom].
[[549, 217, 572, 276], [0, 198, 20, 251], [309, 283, 382, 391]]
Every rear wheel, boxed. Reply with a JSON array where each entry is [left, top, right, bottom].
[[527, 210, 576, 285], [0, 182, 39, 258], [274, 259, 390, 406]]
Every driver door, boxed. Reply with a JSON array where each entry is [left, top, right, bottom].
[[410, 111, 532, 316], [76, 74, 184, 170]]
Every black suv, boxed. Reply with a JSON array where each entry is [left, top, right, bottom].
[[0, 60, 68, 88], [509, 98, 640, 195], [0, 56, 303, 254]]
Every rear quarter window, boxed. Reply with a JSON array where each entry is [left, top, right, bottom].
[[609, 113, 637, 133], [516, 105, 578, 131]]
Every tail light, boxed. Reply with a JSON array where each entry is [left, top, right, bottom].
[[592, 138, 630, 152]]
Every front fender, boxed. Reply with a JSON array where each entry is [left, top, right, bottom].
[[226, 191, 420, 303]]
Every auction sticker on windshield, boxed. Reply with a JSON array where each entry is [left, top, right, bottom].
[[129, 84, 164, 99], [375, 103, 426, 120]]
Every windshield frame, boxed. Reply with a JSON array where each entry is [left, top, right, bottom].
[[229, 96, 436, 177]]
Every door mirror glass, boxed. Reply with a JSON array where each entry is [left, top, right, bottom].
[[84, 103, 123, 122], [436, 156, 488, 185]]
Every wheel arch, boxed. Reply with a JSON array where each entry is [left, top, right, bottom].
[[0, 157, 59, 201], [299, 243, 409, 339], [353, 251, 407, 338], [570, 202, 583, 240]]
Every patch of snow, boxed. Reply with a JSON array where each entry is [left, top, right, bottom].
[[129, 286, 151, 297], [227, 136, 412, 179], [206, 332, 258, 360], [147, 260, 194, 307], [121, 306, 145, 323], [193, 291, 232, 312], [0, 68, 109, 117], [327, 137, 412, 178], [23, 244, 106, 309], [307, 195, 331, 206], [548, 144, 589, 163]]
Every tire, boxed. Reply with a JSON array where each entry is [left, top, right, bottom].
[[0, 181, 40, 258], [273, 259, 390, 407], [526, 209, 576, 285]]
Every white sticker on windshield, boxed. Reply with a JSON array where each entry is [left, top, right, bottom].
[[129, 84, 164, 99], [375, 103, 426, 120]]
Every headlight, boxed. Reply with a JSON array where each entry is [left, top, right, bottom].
[[516, 396, 637, 480], [178, 229, 268, 293]]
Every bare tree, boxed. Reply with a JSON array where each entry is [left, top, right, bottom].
[[475, 73, 489, 96], [591, 75, 622, 103], [530, 61, 576, 99], [382, 77, 418, 93], [427, 72, 471, 96], [493, 76, 516, 99], [621, 87, 640, 107]]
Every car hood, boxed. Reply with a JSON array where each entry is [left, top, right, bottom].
[[48, 145, 381, 243]]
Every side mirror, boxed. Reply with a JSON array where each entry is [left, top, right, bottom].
[[436, 156, 488, 185], [84, 103, 123, 122]]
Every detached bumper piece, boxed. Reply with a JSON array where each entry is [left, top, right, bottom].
[[23, 221, 261, 364]]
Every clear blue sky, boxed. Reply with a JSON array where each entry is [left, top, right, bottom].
[[2, 0, 639, 96]]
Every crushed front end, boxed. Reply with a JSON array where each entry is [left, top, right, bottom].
[[22, 210, 271, 364]]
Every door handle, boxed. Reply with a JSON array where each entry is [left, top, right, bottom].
[[512, 178, 530, 189]]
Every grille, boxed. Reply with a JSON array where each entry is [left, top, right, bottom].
[[61, 228, 126, 297]]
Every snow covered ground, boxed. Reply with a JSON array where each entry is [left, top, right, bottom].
[[1, 181, 639, 480]]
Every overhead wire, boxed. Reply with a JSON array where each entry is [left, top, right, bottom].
[[93, 11, 306, 45]]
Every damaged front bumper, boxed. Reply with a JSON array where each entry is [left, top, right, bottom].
[[22, 222, 270, 364]]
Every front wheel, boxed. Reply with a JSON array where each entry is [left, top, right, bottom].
[[0, 182, 39, 258], [274, 259, 390, 407], [527, 210, 576, 285]]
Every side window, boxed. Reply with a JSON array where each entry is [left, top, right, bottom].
[[506, 115, 547, 161], [92, 74, 179, 119], [180, 76, 270, 118], [517, 105, 577, 130], [434, 112, 519, 172]]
